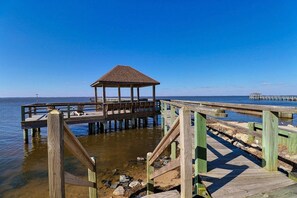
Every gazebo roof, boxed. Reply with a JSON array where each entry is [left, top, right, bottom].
[[91, 65, 160, 87]]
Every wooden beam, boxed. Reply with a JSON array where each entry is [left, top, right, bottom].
[[88, 157, 97, 198], [47, 110, 65, 198], [173, 100, 297, 114], [137, 87, 140, 101], [170, 106, 177, 160], [130, 85, 134, 102], [194, 112, 207, 195], [64, 122, 95, 171], [102, 85, 106, 103], [262, 111, 278, 171], [65, 171, 94, 187], [151, 157, 180, 179], [94, 87, 98, 103], [179, 107, 192, 198], [118, 85, 121, 102], [147, 152, 154, 195], [152, 85, 156, 103], [149, 116, 180, 165]]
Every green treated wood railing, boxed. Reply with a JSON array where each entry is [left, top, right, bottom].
[[147, 100, 226, 197]]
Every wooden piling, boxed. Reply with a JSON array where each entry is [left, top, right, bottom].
[[146, 152, 154, 195], [88, 157, 98, 198], [170, 106, 177, 160], [180, 107, 192, 198], [262, 111, 278, 171], [23, 129, 29, 144], [47, 110, 65, 198]]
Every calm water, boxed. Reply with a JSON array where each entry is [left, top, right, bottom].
[[0, 96, 296, 197]]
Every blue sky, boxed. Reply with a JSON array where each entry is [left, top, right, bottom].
[[0, 0, 296, 97]]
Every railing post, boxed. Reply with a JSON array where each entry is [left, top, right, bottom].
[[288, 132, 297, 155], [262, 111, 278, 171], [160, 102, 164, 130], [170, 106, 177, 160], [88, 157, 98, 198], [67, 105, 71, 119], [180, 107, 192, 198], [47, 110, 65, 198], [247, 122, 255, 144], [194, 112, 207, 195], [21, 106, 25, 121], [146, 152, 154, 195]]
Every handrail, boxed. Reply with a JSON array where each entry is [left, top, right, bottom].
[[47, 110, 97, 198], [172, 99, 297, 113], [161, 100, 227, 117]]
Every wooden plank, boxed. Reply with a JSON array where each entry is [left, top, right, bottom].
[[88, 157, 97, 198], [162, 100, 227, 117], [262, 111, 278, 171], [150, 157, 180, 179], [143, 190, 180, 198], [288, 132, 297, 155], [170, 106, 177, 160], [173, 100, 297, 114], [179, 107, 192, 198], [248, 183, 297, 198], [149, 116, 180, 165], [63, 122, 95, 171], [147, 152, 154, 195], [47, 110, 65, 198], [65, 171, 94, 187], [194, 112, 207, 195]]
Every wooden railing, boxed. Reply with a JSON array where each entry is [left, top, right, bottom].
[[21, 102, 103, 121], [147, 100, 297, 197], [47, 110, 97, 198], [147, 100, 227, 197], [21, 100, 161, 121]]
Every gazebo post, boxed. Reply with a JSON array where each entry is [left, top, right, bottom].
[[137, 87, 140, 101], [153, 85, 157, 126], [118, 85, 121, 102], [130, 85, 136, 128], [102, 85, 106, 103], [94, 87, 98, 111]]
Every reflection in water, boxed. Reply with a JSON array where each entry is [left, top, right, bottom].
[[2, 126, 162, 197]]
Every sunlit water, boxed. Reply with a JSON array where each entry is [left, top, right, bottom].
[[0, 96, 296, 197]]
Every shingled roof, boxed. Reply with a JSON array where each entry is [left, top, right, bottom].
[[91, 65, 160, 87]]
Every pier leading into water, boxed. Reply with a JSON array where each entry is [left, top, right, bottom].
[[250, 93, 297, 101]]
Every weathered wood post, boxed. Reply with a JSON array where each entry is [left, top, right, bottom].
[[262, 111, 278, 171], [170, 105, 177, 160], [247, 122, 256, 144], [194, 112, 207, 195], [88, 157, 98, 198], [47, 109, 65, 198], [288, 132, 297, 155], [160, 102, 164, 130], [146, 152, 154, 195], [180, 107, 192, 198]]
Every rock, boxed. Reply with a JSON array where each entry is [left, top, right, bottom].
[[119, 175, 130, 183], [154, 161, 162, 169], [129, 180, 140, 188], [141, 181, 146, 187], [137, 157, 145, 161], [287, 124, 294, 128], [110, 182, 120, 189], [112, 169, 118, 175], [104, 180, 111, 187], [285, 154, 290, 158], [291, 155, 297, 160], [113, 186, 125, 196], [251, 143, 257, 147], [240, 134, 250, 143], [255, 140, 259, 144]]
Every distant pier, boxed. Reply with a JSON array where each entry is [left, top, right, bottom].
[[249, 93, 297, 101]]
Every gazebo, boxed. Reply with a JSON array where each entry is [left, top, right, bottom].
[[91, 65, 160, 104]]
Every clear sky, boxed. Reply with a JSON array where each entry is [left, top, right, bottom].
[[0, 0, 296, 97]]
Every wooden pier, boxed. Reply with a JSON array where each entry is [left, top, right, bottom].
[[249, 93, 297, 101], [21, 65, 161, 144], [145, 100, 297, 198]]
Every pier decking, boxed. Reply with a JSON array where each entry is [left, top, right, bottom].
[[145, 100, 297, 198]]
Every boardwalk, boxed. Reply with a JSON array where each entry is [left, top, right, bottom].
[[200, 132, 295, 198]]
